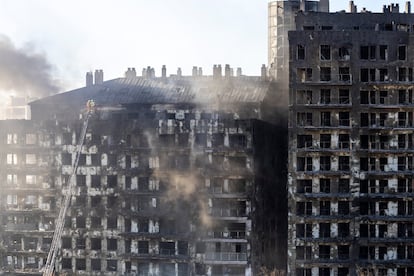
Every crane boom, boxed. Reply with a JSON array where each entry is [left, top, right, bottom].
[[43, 111, 92, 276]]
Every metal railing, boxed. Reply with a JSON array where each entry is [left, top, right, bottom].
[[5, 223, 38, 231], [212, 231, 246, 239], [205, 252, 247, 261], [211, 208, 246, 217], [299, 74, 353, 84], [159, 248, 175, 256]]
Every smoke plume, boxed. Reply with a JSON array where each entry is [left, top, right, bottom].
[[0, 34, 59, 98]]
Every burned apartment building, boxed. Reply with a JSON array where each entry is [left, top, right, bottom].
[[289, 3, 414, 276], [0, 66, 288, 275], [268, 0, 329, 82]]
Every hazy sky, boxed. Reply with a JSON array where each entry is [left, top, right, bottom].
[[0, 0, 410, 92]]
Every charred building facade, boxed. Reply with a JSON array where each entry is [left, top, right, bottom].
[[0, 69, 288, 275], [289, 4, 414, 276]]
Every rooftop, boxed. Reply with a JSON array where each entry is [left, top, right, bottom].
[[31, 76, 269, 107]]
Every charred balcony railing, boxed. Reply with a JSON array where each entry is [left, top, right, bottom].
[[298, 74, 353, 85], [210, 208, 247, 217], [205, 252, 247, 261], [208, 230, 247, 239]]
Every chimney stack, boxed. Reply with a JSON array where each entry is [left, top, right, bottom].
[[236, 67, 242, 77], [177, 67, 182, 77], [198, 67, 203, 76], [349, 1, 357, 13], [162, 65, 167, 78], [406, 1, 411, 13], [86, 72, 93, 87], [390, 3, 400, 13], [192, 66, 198, 77], [143, 66, 155, 78], [225, 64, 231, 78], [125, 67, 137, 79], [300, 0, 305, 11], [146, 66, 151, 78], [261, 64, 267, 80], [94, 70, 104, 85], [319, 0, 329, 12]]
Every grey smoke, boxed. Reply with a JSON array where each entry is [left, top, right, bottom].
[[0, 34, 59, 97]]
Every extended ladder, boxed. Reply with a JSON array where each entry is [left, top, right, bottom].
[[43, 111, 91, 276]]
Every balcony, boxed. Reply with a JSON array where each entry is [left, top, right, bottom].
[[205, 252, 247, 262], [211, 231, 246, 239], [208, 188, 247, 198], [299, 74, 353, 85], [159, 248, 175, 256], [5, 223, 38, 231], [5, 244, 23, 251], [211, 208, 247, 218]]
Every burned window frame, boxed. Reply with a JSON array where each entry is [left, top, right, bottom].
[[297, 44, 305, 60], [320, 67, 331, 82], [320, 45, 331, 60]]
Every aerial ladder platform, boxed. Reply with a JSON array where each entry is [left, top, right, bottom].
[[42, 100, 95, 276]]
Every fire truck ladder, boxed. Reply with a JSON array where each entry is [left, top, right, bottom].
[[43, 110, 92, 276]]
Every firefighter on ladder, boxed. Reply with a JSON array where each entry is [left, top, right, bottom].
[[43, 100, 95, 276], [86, 99, 95, 114]]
